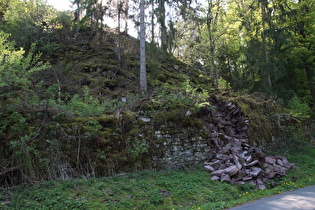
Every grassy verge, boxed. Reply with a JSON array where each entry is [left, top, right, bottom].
[[1, 145, 315, 210]]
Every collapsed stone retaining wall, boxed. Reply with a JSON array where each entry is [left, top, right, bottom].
[[0, 94, 298, 186], [150, 95, 249, 169], [150, 95, 295, 188]]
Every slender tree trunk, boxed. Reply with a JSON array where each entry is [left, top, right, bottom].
[[260, 0, 272, 87], [99, 0, 104, 36], [305, 65, 315, 105], [210, 43, 218, 87], [117, 0, 122, 65], [206, 0, 219, 88], [124, 0, 129, 34], [159, 0, 167, 52], [151, 0, 155, 44], [140, 0, 147, 92], [74, 0, 83, 34]]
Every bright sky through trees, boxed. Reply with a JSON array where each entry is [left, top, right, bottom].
[[47, 0, 73, 11]]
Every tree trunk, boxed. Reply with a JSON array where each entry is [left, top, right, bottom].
[[124, 0, 129, 34], [159, 0, 167, 52], [117, 0, 122, 65], [140, 0, 147, 92], [74, 0, 83, 34], [305, 65, 315, 106], [260, 0, 272, 88], [151, 0, 155, 44], [206, 0, 219, 88]]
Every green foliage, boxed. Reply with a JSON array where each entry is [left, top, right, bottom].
[[147, 76, 210, 113], [126, 138, 149, 161], [288, 96, 311, 117], [1, 0, 57, 50], [0, 33, 50, 183], [0, 33, 49, 95], [218, 76, 231, 90], [0, 112, 29, 137], [64, 86, 107, 117], [83, 120, 102, 138]]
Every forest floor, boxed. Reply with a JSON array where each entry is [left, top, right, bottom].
[[1, 142, 315, 210]]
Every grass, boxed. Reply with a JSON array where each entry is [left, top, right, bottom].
[[1, 145, 315, 210]]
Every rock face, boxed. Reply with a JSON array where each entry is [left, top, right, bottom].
[[202, 96, 295, 189]]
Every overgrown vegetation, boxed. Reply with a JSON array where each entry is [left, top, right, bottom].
[[0, 0, 314, 209], [1, 132, 315, 209]]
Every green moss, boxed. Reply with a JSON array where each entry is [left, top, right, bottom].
[[121, 111, 137, 120], [100, 128, 113, 137], [157, 73, 167, 82], [128, 127, 141, 137], [154, 110, 186, 125], [96, 115, 116, 124], [184, 118, 203, 128]]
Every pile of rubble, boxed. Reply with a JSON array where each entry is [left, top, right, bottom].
[[204, 142, 294, 189], [203, 96, 295, 189]]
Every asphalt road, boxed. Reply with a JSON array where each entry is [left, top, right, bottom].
[[229, 185, 315, 210]]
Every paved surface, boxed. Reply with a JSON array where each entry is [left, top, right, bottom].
[[229, 185, 315, 210]]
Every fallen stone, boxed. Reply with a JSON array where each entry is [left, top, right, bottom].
[[236, 169, 247, 179], [273, 165, 286, 176], [211, 176, 220, 181], [281, 156, 289, 165], [267, 172, 276, 179], [211, 169, 226, 176], [242, 175, 253, 181], [216, 154, 231, 161], [204, 165, 215, 171], [235, 181, 246, 185], [221, 174, 231, 183], [207, 160, 220, 165], [284, 162, 295, 169], [257, 178, 266, 190], [232, 155, 243, 170], [249, 167, 262, 177], [265, 156, 276, 164], [225, 165, 239, 176], [139, 117, 151, 123], [246, 160, 259, 167], [277, 159, 284, 166], [245, 155, 252, 162]]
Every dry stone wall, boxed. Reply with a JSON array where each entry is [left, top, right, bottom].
[[152, 128, 212, 169]]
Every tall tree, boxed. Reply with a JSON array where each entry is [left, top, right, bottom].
[[204, 0, 226, 87], [139, 0, 147, 92], [157, 0, 167, 52], [260, 0, 272, 88], [288, 0, 315, 105], [149, 0, 156, 44], [72, 0, 84, 23], [123, 0, 129, 34]]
